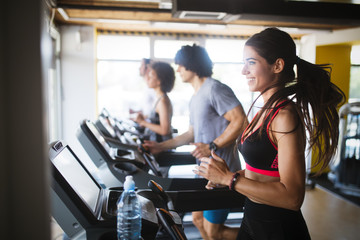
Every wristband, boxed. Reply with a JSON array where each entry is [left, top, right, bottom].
[[209, 141, 218, 151], [229, 172, 240, 191]]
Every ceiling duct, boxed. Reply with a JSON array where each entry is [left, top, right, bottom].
[[172, 0, 241, 22], [172, 0, 360, 26], [177, 11, 227, 20]]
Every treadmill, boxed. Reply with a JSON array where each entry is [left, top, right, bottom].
[[76, 119, 209, 190], [49, 141, 159, 240], [95, 108, 146, 146], [50, 141, 245, 239], [95, 109, 196, 167]]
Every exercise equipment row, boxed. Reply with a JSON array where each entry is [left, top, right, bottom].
[[50, 109, 244, 239], [50, 141, 244, 239]]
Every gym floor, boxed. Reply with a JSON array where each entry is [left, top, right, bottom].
[[302, 186, 360, 240], [51, 186, 360, 240]]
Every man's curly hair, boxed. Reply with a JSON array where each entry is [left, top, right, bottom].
[[174, 44, 213, 78]]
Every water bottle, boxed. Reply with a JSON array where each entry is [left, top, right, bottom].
[[117, 175, 142, 240]]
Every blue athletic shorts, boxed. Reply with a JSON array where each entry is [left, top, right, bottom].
[[203, 209, 231, 224]]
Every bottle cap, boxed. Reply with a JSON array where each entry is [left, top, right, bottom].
[[124, 175, 135, 190]]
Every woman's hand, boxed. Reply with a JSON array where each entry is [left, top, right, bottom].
[[193, 151, 233, 187], [131, 113, 146, 126], [205, 181, 226, 190]]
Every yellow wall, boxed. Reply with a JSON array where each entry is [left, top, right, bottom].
[[311, 45, 351, 173], [316, 45, 351, 101]]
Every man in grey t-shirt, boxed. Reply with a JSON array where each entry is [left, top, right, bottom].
[[190, 77, 242, 172], [144, 45, 248, 240]]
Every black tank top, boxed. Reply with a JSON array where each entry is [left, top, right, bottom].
[[238, 100, 291, 177], [144, 95, 172, 142]]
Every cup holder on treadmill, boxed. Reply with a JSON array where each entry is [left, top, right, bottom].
[[116, 149, 131, 157], [109, 147, 135, 161], [113, 162, 138, 174]]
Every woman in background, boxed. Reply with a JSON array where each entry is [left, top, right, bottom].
[[195, 28, 345, 239], [130, 58, 155, 117], [132, 61, 175, 142]]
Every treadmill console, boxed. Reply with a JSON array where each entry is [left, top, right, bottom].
[[50, 141, 105, 218], [83, 120, 145, 166]]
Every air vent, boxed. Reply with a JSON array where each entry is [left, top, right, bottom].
[[177, 11, 227, 20]]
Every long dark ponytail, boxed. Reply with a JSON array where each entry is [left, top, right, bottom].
[[242, 28, 346, 174]]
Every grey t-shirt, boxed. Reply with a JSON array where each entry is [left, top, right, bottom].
[[189, 78, 242, 172]]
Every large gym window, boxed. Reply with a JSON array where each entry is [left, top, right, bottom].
[[97, 35, 150, 118], [96, 32, 252, 134]]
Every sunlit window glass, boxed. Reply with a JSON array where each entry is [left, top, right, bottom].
[[154, 40, 198, 59], [97, 35, 150, 60], [212, 63, 252, 113], [97, 60, 146, 117], [206, 39, 245, 63], [349, 45, 360, 100], [351, 45, 360, 64]]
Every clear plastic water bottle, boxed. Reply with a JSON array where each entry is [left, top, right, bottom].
[[117, 175, 142, 240]]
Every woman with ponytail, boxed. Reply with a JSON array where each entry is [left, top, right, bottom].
[[194, 28, 345, 239]]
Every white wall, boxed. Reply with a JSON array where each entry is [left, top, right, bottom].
[[299, 34, 317, 173], [301, 27, 360, 62], [314, 27, 360, 46], [300, 34, 316, 63], [60, 25, 97, 154]]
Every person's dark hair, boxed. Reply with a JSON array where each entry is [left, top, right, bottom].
[[150, 61, 175, 93], [242, 27, 346, 174], [174, 44, 213, 78]]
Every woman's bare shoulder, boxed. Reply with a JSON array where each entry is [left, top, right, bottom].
[[272, 102, 301, 133]]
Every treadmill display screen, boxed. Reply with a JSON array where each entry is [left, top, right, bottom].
[[87, 122, 112, 154], [99, 116, 116, 138], [52, 147, 101, 213]]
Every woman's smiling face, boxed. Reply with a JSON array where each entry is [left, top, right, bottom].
[[242, 45, 278, 95]]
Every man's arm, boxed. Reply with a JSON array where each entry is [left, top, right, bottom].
[[144, 126, 194, 154], [213, 105, 248, 148], [191, 105, 248, 159]]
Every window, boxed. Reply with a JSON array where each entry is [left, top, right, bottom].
[[154, 40, 198, 59], [96, 33, 253, 134], [349, 45, 360, 101], [206, 39, 245, 63], [97, 35, 150, 60], [47, 26, 62, 142], [97, 60, 148, 117], [205, 39, 252, 113], [97, 35, 151, 118]]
